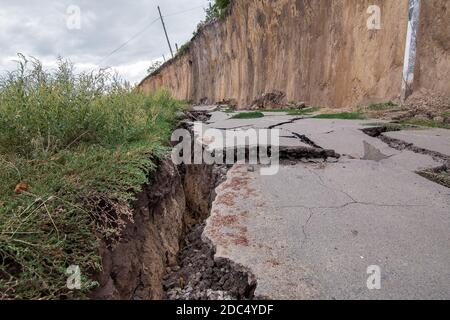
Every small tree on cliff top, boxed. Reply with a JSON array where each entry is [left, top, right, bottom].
[[205, 0, 230, 22]]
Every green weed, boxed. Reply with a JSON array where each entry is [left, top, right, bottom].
[[0, 55, 181, 299], [313, 112, 366, 120]]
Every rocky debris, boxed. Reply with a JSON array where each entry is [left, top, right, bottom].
[[381, 93, 450, 122], [199, 97, 209, 105], [185, 111, 212, 122], [163, 224, 256, 300], [292, 101, 307, 109], [216, 98, 238, 108], [403, 93, 450, 118], [441, 117, 450, 125], [251, 91, 285, 110], [250, 90, 306, 110]]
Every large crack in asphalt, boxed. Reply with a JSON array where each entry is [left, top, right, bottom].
[[169, 117, 443, 299], [362, 126, 449, 163], [267, 117, 304, 129], [164, 115, 345, 300], [362, 126, 449, 188], [162, 162, 259, 300], [164, 141, 257, 300]]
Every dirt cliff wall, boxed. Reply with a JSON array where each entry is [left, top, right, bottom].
[[91, 160, 219, 300], [92, 160, 186, 300], [414, 0, 450, 95], [140, 0, 449, 109]]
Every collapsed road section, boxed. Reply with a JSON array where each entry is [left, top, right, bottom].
[[196, 111, 450, 300], [163, 113, 341, 300], [94, 109, 450, 300]]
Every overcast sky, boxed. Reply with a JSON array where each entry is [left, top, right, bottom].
[[0, 0, 209, 84]]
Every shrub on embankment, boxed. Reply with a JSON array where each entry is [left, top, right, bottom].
[[0, 55, 181, 299]]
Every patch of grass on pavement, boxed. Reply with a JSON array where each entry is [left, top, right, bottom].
[[0, 55, 181, 299], [231, 111, 265, 119], [313, 112, 366, 120], [260, 109, 291, 113]]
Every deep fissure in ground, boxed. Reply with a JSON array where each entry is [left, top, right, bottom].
[[94, 119, 448, 300], [162, 163, 257, 300]]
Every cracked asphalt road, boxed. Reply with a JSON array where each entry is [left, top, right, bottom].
[[201, 111, 450, 300]]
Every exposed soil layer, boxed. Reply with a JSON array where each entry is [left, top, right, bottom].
[[92, 157, 258, 300], [366, 93, 450, 124], [92, 159, 186, 300]]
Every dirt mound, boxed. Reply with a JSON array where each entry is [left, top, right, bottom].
[[402, 91, 450, 122], [250, 91, 306, 110]]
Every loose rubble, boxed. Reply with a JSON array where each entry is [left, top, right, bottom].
[[163, 224, 256, 300], [250, 90, 306, 110]]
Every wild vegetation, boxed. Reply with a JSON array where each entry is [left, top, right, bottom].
[[0, 56, 182, 299], [147, 60, 163, 75], [313, 111, 366, 120], [231, 111, 265, 119], [193, 0, 231, 38], [205, 0, 231, 22]]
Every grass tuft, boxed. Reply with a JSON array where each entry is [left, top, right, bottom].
[[313, 112, 366, 120], [231, 112, 265, 119], [287, 107, 320, 116], [0, 55, 181, 299]]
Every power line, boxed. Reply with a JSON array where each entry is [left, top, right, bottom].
[[98, 5, 206, 66], [98, 17, 160, 66], [163, 5, 205, 18]]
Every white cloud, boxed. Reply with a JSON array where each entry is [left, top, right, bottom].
[[0, 0, 209, 84]]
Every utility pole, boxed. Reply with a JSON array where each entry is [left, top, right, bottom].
[[158, 6, 174, 59], [401, 0, 421, 102]]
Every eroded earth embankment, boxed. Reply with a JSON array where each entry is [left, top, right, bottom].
[[140, 0, 450, 108], [92, 121, 258, 300]]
